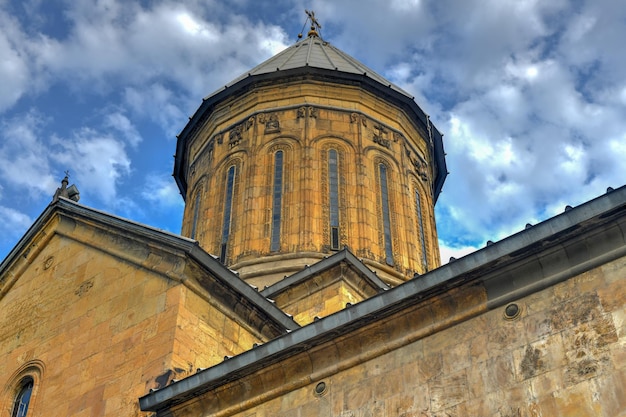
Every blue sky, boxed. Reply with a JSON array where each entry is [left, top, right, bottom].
[[1, 0, 625, 264]]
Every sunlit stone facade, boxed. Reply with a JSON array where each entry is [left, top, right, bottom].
[[175, 37, 446, 287]]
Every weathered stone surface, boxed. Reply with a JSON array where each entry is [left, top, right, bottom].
[[180, 81, 440, 285], [168, 255, 625, 417]]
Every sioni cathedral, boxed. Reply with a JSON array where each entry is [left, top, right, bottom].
[[1, 13, 625, 417]]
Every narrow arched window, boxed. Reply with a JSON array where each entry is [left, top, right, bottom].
[[220, 165, 236, 263], [190, 191, 201, 239], [328, 149, 340, 250], [11, 377, 33, 417], [379, 164, 394, 265], [270, 150, 284, 252], [415, 189, 428, 271]]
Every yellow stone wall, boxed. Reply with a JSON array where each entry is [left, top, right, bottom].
[[275, 280, 362, 326], [181, 80, 440, 287], [167, 255, 626, 417], [0, 216, 260, 416], [173, 285, 262, 371]]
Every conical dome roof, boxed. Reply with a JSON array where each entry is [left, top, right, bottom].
[[204, 33, 412, 101]]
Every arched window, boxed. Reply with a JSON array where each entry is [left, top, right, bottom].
[[11, 377, 33, 417], [190, 191, 201, 239], [415, 189, 428, 271], [270, 150, 284, 252], [328, 149, 340, 250], [220, 165, 236, 263], [379, 163, 394, 265]]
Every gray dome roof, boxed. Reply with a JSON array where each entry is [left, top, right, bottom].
[[204, 34, 413, 101]]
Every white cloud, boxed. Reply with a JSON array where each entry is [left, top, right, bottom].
[[0, 12, 32, 111], [438, 243, 479, 265], [123, 84, 187, 138], [34, 2, 290, 95], [0, 112, 56, 196], [105, 112, 142, 147], [50, 130, 131, 204], [141, 173, 184, 209], [0, 110, 132, 206], [0, 205, 32, 252]]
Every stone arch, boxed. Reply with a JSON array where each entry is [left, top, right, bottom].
[[409, 174, 433, 273], [310, 134, 358, 153], [187, 174, 209, 239], [315, 137, 354, 251], [262, 140, 296, 254], [212, 155, 245, 262], [1, 360, 45, 417], [372, 154, 401, 267]]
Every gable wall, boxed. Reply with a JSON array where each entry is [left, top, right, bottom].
[[0, 233, 174, 416], [0, 225, 263, 417], [275, 279, 361, 326]]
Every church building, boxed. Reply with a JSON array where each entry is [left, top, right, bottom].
[[1, 14, 625, 417]]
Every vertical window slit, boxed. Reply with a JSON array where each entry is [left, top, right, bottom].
[[190, 191, 201, 239], [379, 164, 394, 265], [329, 149, 340, 250], [270, 151, 284, 252], [416, 189, 428, 271], [220, 165, 236, 263]]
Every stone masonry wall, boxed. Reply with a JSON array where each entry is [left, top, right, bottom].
[[171, 254, 625, 417], [0, 225, 262, 416]]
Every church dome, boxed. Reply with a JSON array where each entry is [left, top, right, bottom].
[[173, 29, 447, 287], [175, 33, 446, 200]]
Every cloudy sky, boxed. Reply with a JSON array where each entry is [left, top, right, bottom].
[[1, 0, 625, 265]]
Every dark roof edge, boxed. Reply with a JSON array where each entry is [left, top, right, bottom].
[[173, 67, 447, 202], [260, 248, 390, 298], [140, 185, 626, 412], [0, 198, 299, 332], [0, 201, 59, 273]]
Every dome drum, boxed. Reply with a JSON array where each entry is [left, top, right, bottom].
[[174, 36, 446, 287]]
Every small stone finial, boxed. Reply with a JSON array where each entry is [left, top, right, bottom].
[[52, 171, 80, 203]]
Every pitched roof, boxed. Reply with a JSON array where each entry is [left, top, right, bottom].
[[0, 198, 300, 335], [260, 248, 389, 299]]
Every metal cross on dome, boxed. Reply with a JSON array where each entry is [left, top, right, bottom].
[[305, 9, 321, 37], [306, 10, 321, 30]]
